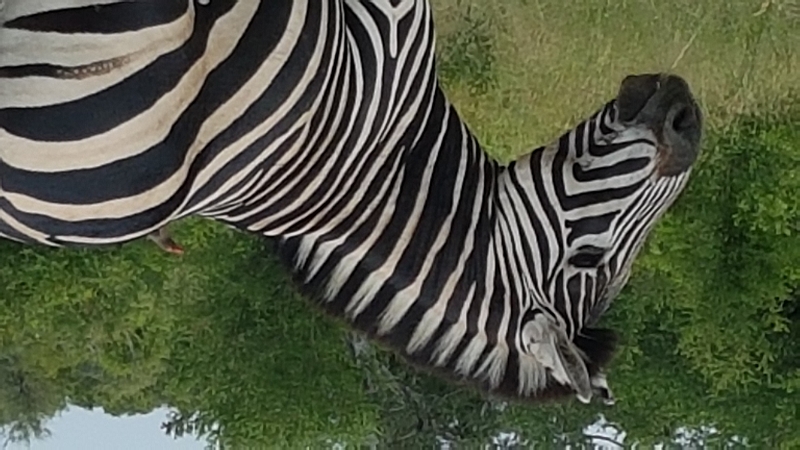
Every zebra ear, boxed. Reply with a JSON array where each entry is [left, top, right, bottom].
[[590, 371, 616, 405], [522, 315, 592, 402]]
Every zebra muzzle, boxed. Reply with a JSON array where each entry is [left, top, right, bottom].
[[616, 73, 703, 177]]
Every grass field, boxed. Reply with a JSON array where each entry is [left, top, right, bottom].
[[431, 0, 799, 161]]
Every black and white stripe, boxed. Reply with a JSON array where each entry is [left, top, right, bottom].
[[0, 0, 701, 402]]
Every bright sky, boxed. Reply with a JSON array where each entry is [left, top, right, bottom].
[[3, 408, 629, 449], [2, 406, 698, 448], [4, 407, 209, 450]]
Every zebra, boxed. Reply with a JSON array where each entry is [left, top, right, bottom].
[[0, 0, 702, 404]]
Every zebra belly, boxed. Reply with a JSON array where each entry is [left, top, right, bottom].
[[0, 0, 340, 245]]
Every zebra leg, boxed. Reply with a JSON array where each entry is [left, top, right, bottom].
[[146, 227, 184, 255]]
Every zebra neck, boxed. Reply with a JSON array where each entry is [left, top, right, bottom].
[[493, 147, 560, 308], [273, 89, 519, 369]]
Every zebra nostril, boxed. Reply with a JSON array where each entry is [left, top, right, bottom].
[[670, 105, 694, 133], [659, 99, 702, 176]]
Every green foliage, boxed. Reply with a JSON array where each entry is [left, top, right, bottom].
[[158, 223, 377, 448], [662, 112, 800, 391], [0, 354, 64, 443], [0, 222, 377, 448], [0, 240, 179, 424], [625, 109, 799, 444], [347, 336, 511, 447]]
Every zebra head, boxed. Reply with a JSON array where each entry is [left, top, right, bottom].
[[507, 73, 702, 403]]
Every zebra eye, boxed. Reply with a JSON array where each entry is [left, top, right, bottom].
[[568, 245, 606, 268]]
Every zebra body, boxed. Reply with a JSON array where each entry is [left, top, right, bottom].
[[0, 0, 702, 402]]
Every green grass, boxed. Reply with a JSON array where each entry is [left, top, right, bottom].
[[432, 0, 799, 161]]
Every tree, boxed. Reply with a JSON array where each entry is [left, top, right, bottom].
[[157, 223, 378, 448], [0, 354, 65, 444], [0, 222, 379, 448], [0, 240, 179, 439]]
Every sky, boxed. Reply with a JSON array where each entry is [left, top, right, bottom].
[[5, 407, 209, 450], [1, 406, 709, 449], [4, 407, 627, 450]]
